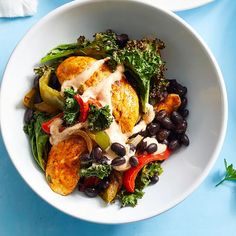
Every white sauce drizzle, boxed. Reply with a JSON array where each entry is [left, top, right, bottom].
[[49, 118, 86, 145], [143, 137, 167, 155], [53, 58, 164, 171], [61, 58, 109, 92]]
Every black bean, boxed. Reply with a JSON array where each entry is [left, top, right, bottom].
[[93, 146, 103, 160], [98, 179, 110, 191], [150, 174, 159, 184], [129, 144, 136, 152], [156, 129, 170, 142], [33, 75, 40, 89], [84, 187, 98, 198], [111, 143, 126, 156], [24, 109, 34, 123], [180, 109, 189, 118], [175, 120, 187, 134], [97, 155, 109, 165], [49, 74, 61, 91], [171, 111, 183, 124], [111, 156, 126, 166], [168, 139, 180, 151], [34, 89, 43, 104], [129, 156, 139, 167], [137, 140, 147, 152], [162, 139, 169, 146], [147, 123, 160, 136], [161, 116, 174, 130], [180, 134, 190, 146], [155, 110, 168, 122], [179, 97, 188, 111], [146, 143, 158, 154], [116, 34, 129, 47], [176, 84, 187, 97], [80, 153, 93, 164]]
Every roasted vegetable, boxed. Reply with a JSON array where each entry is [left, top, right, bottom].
[[23, 88, 36, 109], [39, 68, 64, 110], [123, 149, 170, 193], [24, 112, 50, 171], [80, 163, 112, 179], [112, 38, 165, 112], [100, 171, 123, 203], [87, 131, 111, 150], [155, 93, 181, 114]]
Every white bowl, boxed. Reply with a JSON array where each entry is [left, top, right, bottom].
[[0, 0, 227, 224]]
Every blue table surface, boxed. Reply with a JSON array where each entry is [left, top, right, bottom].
[[1, 0, 236, 235]]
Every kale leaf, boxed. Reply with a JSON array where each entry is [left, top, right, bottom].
[[118, 188, 144, 207], [41, 43, 79, 63], [87, 105, 113, 131], [24, 112, 50, 171], [112, 38, 165, 112], [63, 88, 80, 126], [216, 159, 236, 186], [40, 30, 119, 63], [139, 162, 163, 188], [80, 163, 112, 179]]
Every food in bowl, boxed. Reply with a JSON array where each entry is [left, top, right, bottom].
[[23, 30, 189, 207]]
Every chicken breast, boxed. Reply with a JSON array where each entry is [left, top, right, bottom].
[[56, 56, 139, 133], [46, 137, 87, 195]]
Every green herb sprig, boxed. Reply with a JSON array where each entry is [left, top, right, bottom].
[[216, 159, 236, 187]]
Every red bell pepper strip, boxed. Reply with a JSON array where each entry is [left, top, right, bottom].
[[74, 94, 89, 122], [123, 149, 171, 193], [41, 113, 63, 134]]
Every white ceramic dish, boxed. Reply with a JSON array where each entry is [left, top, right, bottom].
[[0, 0, 227, 224], [146, 0, 213, 11]]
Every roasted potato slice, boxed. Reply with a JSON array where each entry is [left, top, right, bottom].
[[56, 56, 111, 92], [155, 93, 181, 114], [46, 137, 87, 195], [112, 79, 139, 133], [56, 56, 139, 133]]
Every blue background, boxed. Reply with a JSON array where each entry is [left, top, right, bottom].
[[0, 0, 235, 235]]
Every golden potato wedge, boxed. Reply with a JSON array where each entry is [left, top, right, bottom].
[[46, 137, 87, 196], [56, 56, 139, 133], [155, 93, 181, 114], [56, 56, 111, 92], [112, 79, 139, 133]]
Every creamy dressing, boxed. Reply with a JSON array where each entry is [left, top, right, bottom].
[[49, 118, 86, 145], [106, 144, 135, 171], [61, 58, 109, 92], [127, 103, 156, 137], [54, 58, 164, 172], [143, 137, 167, 155]]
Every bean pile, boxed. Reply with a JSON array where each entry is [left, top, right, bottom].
[[141, 79, 189, 151]]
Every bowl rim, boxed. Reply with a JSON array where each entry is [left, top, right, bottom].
[[0, 0, 228, 224]]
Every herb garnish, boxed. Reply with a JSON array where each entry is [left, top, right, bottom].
[[216, 159, 236, 187]]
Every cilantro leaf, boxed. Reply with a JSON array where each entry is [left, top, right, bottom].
[[216, 159, 236, 186]]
